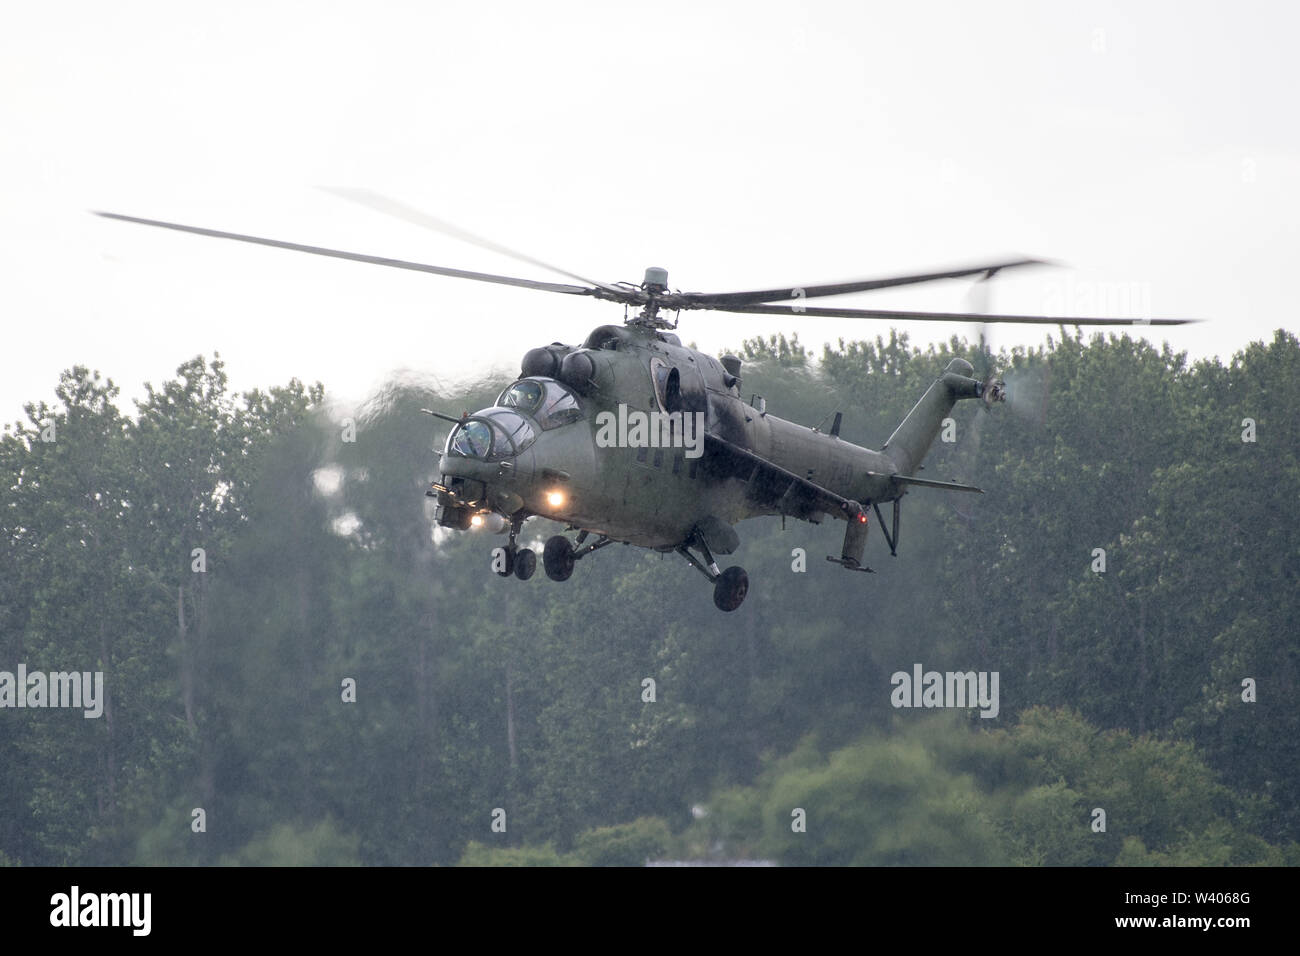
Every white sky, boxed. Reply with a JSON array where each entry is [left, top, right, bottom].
[[3, 0, 1297, 422]]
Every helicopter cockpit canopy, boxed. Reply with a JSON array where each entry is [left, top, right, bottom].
[[495, 377, 584, 430], [446, 408, 538, 461]]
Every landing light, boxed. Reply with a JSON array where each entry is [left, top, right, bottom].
[[547, 490, 565, 509], [470, 514, 484, 528]]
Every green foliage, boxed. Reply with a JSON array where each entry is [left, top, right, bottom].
[[765, 735, 1007, 866], [572, 817, 673, 866], [682, 709, 1284, 866], [217, 819, 361, 866], [1, 357, 324, 864], [457, 840, 571, 867], [4, 329, 1297, 866], [454, 817, 673, 866], [738, 332, 808, 367]]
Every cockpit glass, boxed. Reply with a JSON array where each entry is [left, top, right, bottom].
[[450, 419, 492, 458], [498, 379, 544, 414], [482, 409, 536, 454], [448, 409, 537, 461], [496, 378, 584, 430]]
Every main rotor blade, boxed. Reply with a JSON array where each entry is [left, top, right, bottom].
[[93, 211, 604, 298], [673, 258, 1048, 308], [709, 302, 1200, 325], [322, 187, 637, 300]]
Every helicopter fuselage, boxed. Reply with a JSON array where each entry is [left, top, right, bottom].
[[433, 323, 929, 552]]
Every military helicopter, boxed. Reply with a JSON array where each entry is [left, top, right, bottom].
[[95, 197, 1195, 610]]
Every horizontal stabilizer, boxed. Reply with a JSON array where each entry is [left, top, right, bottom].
[[867, 471, 983, 494]]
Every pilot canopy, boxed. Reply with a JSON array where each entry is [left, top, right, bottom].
[[444, 377, 584, 461]]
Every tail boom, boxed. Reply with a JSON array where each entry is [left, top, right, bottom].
[[881, 358, 994, 476]]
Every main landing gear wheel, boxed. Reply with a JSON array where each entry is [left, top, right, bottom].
[[713, 566, 748, 612], [543, 535, 575, 581], [514, 548, 536, 581], [494, 547, 514, 578]]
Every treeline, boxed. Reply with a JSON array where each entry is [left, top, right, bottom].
[[0, 330, 1296, 865]]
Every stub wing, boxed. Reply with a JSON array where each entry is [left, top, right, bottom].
[[703, 434, 859, 521]]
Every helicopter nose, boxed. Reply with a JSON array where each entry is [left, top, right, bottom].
[[438, 449, 537, 512], [438, 453, 501, 484]]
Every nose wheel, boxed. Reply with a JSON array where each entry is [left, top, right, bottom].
[[513, 547, 536, 580], [491, 523, 615, 583], [493, 543, 538, 579], [492, 515, 538, 581]]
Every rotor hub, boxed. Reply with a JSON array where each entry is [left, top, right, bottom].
[[629, 267, 677, 330], [642, 266, 669, 293]]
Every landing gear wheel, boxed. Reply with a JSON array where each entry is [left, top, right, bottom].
[[543, 535, 575, 582], [514, 548, 536, 581], [494, 547, 515, 578], [713, 566, 749, 612]]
